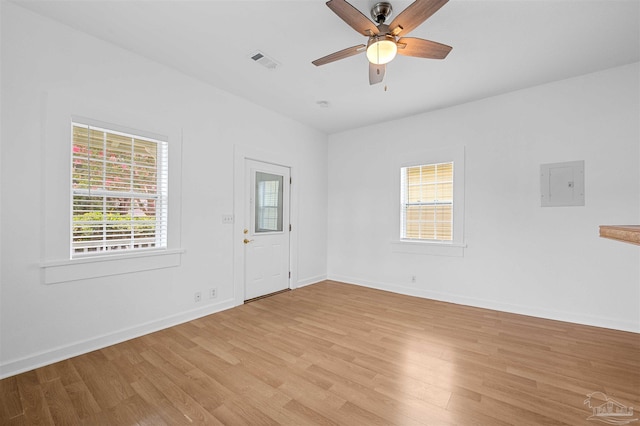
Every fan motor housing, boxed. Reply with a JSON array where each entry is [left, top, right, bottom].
[[371, 2, 393, 24]]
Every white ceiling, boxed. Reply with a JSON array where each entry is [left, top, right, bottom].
[[12, 0, 640, 134]]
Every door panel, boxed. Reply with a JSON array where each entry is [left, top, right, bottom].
[[244, 159, 290, 300]]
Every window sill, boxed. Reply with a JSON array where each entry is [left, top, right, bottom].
[[41, 248, 185, 284], [391, 240, 466, 257]]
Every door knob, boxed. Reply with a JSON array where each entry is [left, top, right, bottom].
[[243, 238, 254, 244]]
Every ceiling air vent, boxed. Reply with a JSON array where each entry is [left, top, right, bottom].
[[249, 50, 280, 70]]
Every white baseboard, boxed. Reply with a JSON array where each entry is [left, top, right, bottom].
[[295, 274, 327, 289], [328, 274, 640, 334], [0, 298, 237, 380]]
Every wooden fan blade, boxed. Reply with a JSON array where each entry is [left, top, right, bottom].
[[388, 0, 448, 37], [397, 37, 452, 59], [369, 63, 385, 85], [312, 44, 366, 66], [326, 0, 379, 37]]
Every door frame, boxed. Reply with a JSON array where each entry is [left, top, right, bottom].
[[233, 144, 298, 305]]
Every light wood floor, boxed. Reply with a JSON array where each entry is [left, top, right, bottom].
[[2, 280, 639, 425]]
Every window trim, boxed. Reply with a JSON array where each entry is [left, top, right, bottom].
[[40, 93, 183, 284], [41, 249, 184, 285], [70, 119, 169, 258], [391, 145, 466, 257]]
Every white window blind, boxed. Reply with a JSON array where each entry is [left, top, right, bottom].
[[400, 161, 453, 241], [71, 122, 168, 257], [255, 171, 283, 233]]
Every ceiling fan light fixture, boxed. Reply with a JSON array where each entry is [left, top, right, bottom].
[[312, 0, 452, 84], [366, 35, 397, 65]]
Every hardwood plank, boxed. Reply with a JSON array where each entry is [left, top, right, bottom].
[[35, 364, 59, 384], [213, 396, 279, 425], [62, 380, 102, 421], [15, 371, 55, 425], [1, 280, 638, 425], [282, 398, 338, 425], [138, 350, 224, 413], [52, 360, 82, 387], [104, 394, 166, 426], [40, 379, 81, 425], [0, 376, 23, 423], [337, 400, 394, 426], [74, 410, 112, 426], [131, 361, 222, 424], [0, 415, 28, 426], [130, 377, 197, 425], [69, 354, 132, 411]]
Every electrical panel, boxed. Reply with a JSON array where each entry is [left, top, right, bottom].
[[540, 160, 585, 207]]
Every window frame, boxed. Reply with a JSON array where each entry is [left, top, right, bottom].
[[254, 171, 284, 233], [391, 146, 466, 257], [70, 120, 169, 258], [400, 161, 454, 242]]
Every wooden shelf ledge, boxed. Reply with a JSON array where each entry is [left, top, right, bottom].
[[599, 225, 640, 246]]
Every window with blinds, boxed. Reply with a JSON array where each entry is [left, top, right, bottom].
[[400, 162, 453, 241], [71, 122, 168, 257], [255, 172, 284, 233]]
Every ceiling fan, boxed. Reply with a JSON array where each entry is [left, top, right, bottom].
[[312, 0, 452, 85]]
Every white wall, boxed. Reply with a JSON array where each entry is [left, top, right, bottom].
[[328, 63, 640, 332], [0, 3, 328, 378]]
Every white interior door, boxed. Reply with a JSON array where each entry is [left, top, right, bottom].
[[244, 159, 290, 300]]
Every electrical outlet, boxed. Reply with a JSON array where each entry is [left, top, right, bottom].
[[194, 292, 202, 303], [209, 288, 217, 299]]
